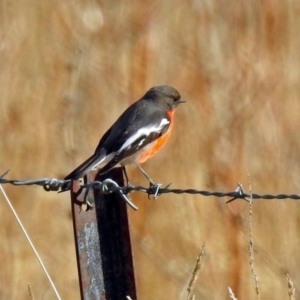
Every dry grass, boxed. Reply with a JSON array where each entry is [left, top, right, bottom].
[[27, 283, 34, 300], [186, 243, 205, 300], [1, 0, 300, 299], [247, 171, 260, 299], [228, 286, 238, 300], [287, 274, 296, 300]]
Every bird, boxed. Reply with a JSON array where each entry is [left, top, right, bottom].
[[64, 85, 185, 185]]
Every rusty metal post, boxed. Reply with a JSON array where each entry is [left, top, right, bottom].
[[70, 168, 137, 300]]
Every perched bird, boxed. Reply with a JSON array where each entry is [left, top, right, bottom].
[[64, 85, 185, 185]]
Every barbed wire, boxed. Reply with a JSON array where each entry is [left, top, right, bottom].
[[1, 170, 300, 204]]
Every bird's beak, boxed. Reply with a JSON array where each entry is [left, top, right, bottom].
[[178, 99, 186, 104]]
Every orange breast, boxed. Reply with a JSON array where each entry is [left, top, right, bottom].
[[137, 111, 174, 164]]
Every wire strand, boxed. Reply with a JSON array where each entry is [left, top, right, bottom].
[[1, 170, 300, 203]]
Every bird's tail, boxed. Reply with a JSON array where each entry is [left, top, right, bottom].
[[64, 153, 106, 180]]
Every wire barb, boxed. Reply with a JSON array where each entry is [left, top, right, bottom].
[[0, 170, 66, 192], [82, 179, 138, 211], [226, 183, 250, 203]]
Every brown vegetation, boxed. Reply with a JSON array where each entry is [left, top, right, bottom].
[[1, 0, 300, 299]]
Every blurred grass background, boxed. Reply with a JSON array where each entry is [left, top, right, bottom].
[[1, 0, 300, 299]]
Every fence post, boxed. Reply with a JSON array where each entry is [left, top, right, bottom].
[[70, 168, 137, 300]]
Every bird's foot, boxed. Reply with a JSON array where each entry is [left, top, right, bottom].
[[147, 181, 163, 200], [148, 182, 172, 200]]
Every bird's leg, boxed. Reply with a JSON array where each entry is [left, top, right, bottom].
[[136, 164, 162, 199], [121, 166, 132, 187], [121, 166, 131, 187], [136, 164, 157, 186]]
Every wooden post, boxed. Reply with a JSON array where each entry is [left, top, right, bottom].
[[70, 168, 137, 300]]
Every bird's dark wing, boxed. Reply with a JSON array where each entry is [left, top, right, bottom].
[[97, 100, 171, 173], [95, 100, 169, 153]]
